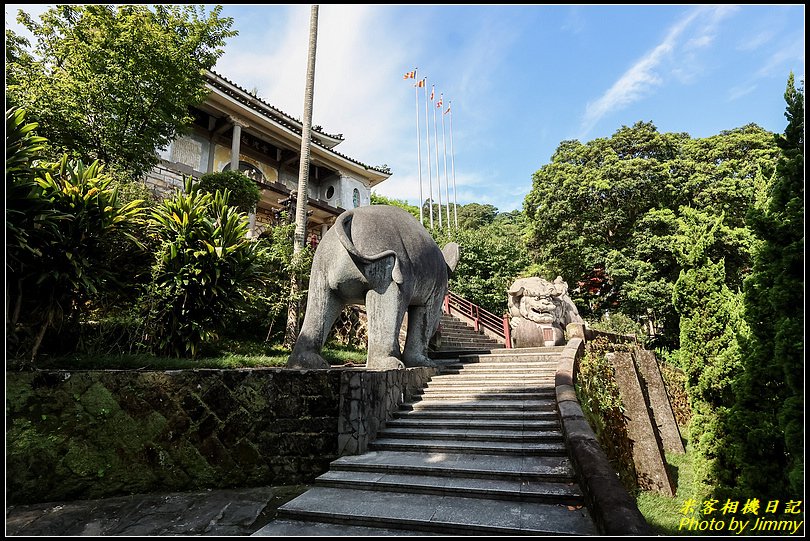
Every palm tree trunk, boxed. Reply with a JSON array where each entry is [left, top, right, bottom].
[[284, 4, 319, 349]]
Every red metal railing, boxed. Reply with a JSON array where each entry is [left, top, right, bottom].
[[443, 291, 512, 348]]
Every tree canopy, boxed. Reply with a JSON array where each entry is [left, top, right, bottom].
[[729, 73, 804, 500], [6, 5, 236, 178], [524, 121, 779, 347]]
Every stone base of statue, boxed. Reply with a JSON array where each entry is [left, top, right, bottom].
[[512, 319, 565, 347]]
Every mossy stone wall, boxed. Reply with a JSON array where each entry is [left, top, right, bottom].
[[6, 367, 434, 504]]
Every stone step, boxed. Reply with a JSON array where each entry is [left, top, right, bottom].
[[414, 390, 556, 400], [380, 427, 564, 443], [422, 382, 556, 391], [440, 326, 494, 332], [368, 437, 568, 456], [402, 399, 557, 411], [430, 349, 503, 359], [394, 409, 559, 421], [438, 333, 492, 340], [439, 327, 491, 335], [438, 364, 557, 373], [254, 519, 434, 537], [277, 487, 596, 535], [330, 450, 576, 481], [459, 353, 562, 362], [441, 332, 499, 338], [315, 470, 584, 505], [426, 377, 556, 387], [439, 342, 502, 349], [386, 417, 560, 430], [462, 346, 567, 355]]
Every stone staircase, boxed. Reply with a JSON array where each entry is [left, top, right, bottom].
[[255, 348, 597, 536], [430, 313, 504, 356]]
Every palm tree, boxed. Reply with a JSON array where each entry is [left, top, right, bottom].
[[284, 4, 319, 348]]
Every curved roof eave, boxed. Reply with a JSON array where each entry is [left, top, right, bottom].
[[205, 85, 391, 186], [205, 70, 344, 148]]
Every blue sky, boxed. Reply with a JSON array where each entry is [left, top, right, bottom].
[[7, 5, 805, 212]]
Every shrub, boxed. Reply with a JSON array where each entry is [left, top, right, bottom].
[[6, 108, 144, 362], [197, 169, 260, 214], [143, 178, 267, 357]]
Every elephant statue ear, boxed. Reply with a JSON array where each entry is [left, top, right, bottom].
[[442, 243, 460, 273]]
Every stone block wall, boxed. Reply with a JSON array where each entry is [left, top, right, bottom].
[[143, 162, 189, 198], [6, 366, 435, 505], [338, 368, 435, 455]]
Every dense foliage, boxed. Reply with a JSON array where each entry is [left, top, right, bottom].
[[6, 5, 236, 178], [432, 220, 531, 316], [671, 210, 748, 501], [197, 170, 261, 214], [6, 108, 145, 362], [524, 121, 778, 348], [729, 73, 804, 501], [143, 178, 267, 358]]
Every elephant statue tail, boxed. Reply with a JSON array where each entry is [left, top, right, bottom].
[[334, 210, 405, 285]]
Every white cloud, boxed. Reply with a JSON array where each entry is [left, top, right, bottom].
[[217, 5, 522, 212], [737, 30, 775, 51], [561, 6, 585, 35], [728, 83, 758, 101], [580, 5, 736, 136], [756, 34, 806, 78]]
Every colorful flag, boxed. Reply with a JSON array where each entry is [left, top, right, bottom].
[[436, 93, 443, 108], [444, 103, 451, 115], [403, 70, 416, 80], [415, 78, 425, 88], [429, 86, 434, 101]]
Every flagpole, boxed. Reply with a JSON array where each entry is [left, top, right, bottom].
[[441, 100, 451, 228], [449, 103, 458, 228], [433, 91, 443, 229], [425, 82, 434, 228], [413, 69, 423, 225]]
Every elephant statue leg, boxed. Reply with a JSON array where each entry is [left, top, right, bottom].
[[288, 276, 343, 369], [365, 281, 406, 370], [402, 303, 440, 368]]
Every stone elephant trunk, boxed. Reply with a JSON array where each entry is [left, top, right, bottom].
[[288, 205, 459, 370]]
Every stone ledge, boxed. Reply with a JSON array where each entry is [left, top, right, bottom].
[[555, 336, 652, 535]]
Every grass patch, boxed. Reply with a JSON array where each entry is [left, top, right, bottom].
[[636, 434, 699, 535], [15, 340, 368, 371]]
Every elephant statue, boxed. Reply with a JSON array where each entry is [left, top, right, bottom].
[[288, 205, 459, 370]]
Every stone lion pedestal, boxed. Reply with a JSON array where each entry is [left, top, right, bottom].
[[507, 276, 583, 347]]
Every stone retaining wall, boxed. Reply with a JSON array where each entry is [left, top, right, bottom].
[[6, 366, 435, 505], [555, 333, 652, 535]]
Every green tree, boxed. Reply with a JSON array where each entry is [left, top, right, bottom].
[[730, 73, 804, 499], [524, 121, 778, 345], [671, 208, 747, 502], [433, 221, 531, 315], [456, 203, 498, 229], [371, 192, 420, 218], [6, 5, 236, 177]]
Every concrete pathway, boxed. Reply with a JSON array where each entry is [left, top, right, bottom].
[[5, 485, 305, 536], [255, 348, 597, 536]]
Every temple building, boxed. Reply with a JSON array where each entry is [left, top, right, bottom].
[[144, 70, 391, 240]]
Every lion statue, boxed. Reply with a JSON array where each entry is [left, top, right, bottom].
[[507, 276, 583, 347]]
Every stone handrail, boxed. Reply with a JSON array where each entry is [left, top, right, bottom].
[[555, 326, 652, 535]]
